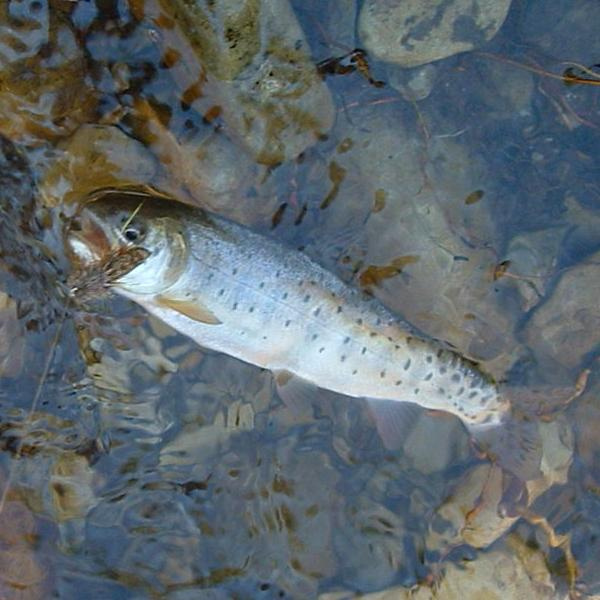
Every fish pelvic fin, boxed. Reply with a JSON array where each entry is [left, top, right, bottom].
[[155, 295, 221, 325]]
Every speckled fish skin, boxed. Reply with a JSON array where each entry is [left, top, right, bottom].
[[69, 193, 511, 434]]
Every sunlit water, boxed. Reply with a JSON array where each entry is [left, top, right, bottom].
[[0, 1, 599, 598]]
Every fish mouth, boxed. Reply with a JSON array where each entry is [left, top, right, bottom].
[[67, 207, 118, 265], [66, 205, 130, 300], [66, 208, 153, 301]]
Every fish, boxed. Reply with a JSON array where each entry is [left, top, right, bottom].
[[67, 189, 542, 479]]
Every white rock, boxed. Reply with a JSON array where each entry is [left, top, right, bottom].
[[359, 0, 512, 67]]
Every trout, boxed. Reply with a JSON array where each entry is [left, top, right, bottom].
[[67, 190, 541, 478]]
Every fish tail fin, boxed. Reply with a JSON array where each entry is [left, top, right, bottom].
[[470, 415, 543, 481]]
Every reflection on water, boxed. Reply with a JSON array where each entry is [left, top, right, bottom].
[[0, 0, 599, 598]]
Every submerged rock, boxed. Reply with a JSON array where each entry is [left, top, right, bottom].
[[321, 105, 522, 376], [427, 416, 573, 552], [358, 0, 512, 67], [324, 533, 556, 598], [386, 64, 438, 101], [523, 248, 600, 371], [0, 5, 97, 144], [153, 0, 335, 165], [0, 492, 48, 600], [39, 125, 160, 208]]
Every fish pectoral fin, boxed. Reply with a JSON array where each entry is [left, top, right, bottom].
[[366, 399, 424, 452], [155, 295, 221, 325]]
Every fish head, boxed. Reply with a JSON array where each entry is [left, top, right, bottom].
[[67, 189, 188, 296]]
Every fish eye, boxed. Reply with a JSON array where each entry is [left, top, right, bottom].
[[124, 226, 142, 242], [119, 215, 146, 244]]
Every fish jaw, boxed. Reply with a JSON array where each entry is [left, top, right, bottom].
[[67, 203, 188, 297], [68, 206, 115, 264]]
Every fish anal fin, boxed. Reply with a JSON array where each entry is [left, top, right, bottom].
[[156, 295, 221, 325], [274, 369, 294, 387], [367, 399, 423, 452], [273, 370, 319, 407]]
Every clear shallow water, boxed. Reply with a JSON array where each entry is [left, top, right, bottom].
[[0, 1, 599, 598]]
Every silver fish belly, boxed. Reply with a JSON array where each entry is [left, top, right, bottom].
[[93, 205, 510, 432]]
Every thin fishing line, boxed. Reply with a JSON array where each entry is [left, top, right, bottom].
[[0, 305, 68, 514], [120, 200, 145, 236]]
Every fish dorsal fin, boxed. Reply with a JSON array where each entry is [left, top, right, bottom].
[[367, 399, 423, 452], [155, 294, 221, 325]]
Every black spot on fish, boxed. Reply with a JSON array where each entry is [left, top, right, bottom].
[[303, 294, 311, 303], [313, 307, 321, 316], [394, 344, 400, 350], [341, 355, 346, 362], [469, 391, 478, 399], [312, 333, 318, 340], [424, 373, 433, 381], [414, 388, 419, 394], [457, 387, 465, 396], [404, 359, 411, 370], [376, 317, 382, 326], [406, 336, 413, 345], [276, 270, 281, 278], [370, 332, 377, 338], [218, 289, 225, 296], [259, 282, 265, 289], [337, 306, 343, 314], [282, 292, 288, 300], [207, 273, 214, 280], [439, 366, 447, 374], [356, 318, 363, 325], [438, 387, 445, 395], [395, 380, 402, 386], [352, 369, 358, 375], [249, 307, 254, 313], [426, 355, 433, 363], [436, 348, 444, 358], [380, 370, 386, 378], [285, 320, 291, 327], [263, 335, 267, 340], [232, 302, 238, 310], [232, 268, 238, 275], [319, 347, 325, 353], [361, 347, 367, 355], [298, 280, 304, 286], [387, 336, 393, 342], [344, 337, 350, 344], [451, 373, 461, 382]]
